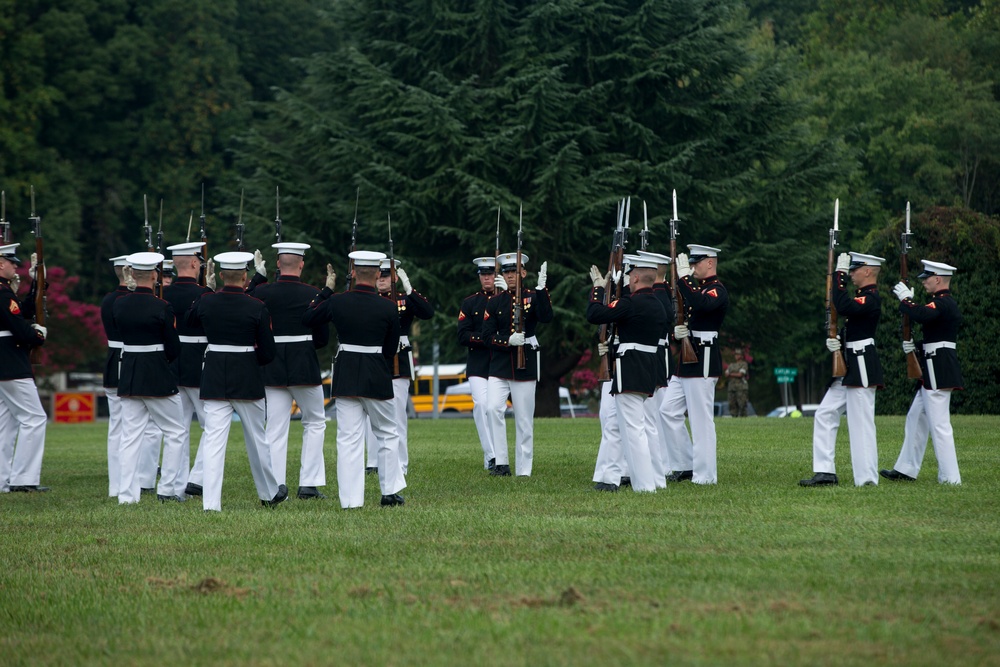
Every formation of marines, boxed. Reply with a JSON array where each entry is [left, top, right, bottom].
[[0, 202, 967, 506]]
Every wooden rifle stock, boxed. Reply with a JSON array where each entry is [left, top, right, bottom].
[[596, 246, 618, 382], [899, 253, 922, 380], [826, 234, 847, 378], [514, 252, 525, 370], [671, 238, 698, 364]]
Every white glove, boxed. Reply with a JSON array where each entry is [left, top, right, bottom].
[[205, 259, 216, 290], [598, 341, 609, 357], [495, 273, 508, 292], [893, 281, 914, 302], [396, 267, 412, 295], [325, 264, 337, 291], [535, 261, 547, 290], [622, 271, 630, 288], [31, 323, 47, 339], [11, 273, 20, 293], [836, 252, 850, 272], [826, 337, 842, 352], [28, 252, 38, 280], [253, 249, 266, 278], [589, 265, 607, 289], [123, 265, 137, 291], [674, 324, 690, 340], [611, 268, 622, 284], [508, 332, 525, 347], [675, 253, 692, 279], [902, 339, 916, 354]]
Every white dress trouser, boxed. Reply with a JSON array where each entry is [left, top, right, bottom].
[[0, 378, 47, 490], [661, 375, 718, 484], [644, 387, 668, 488], [177, 386, 206, 487], [105, 387, 123, 496], [137, 422, 164, 488], [265, 385, 327, 487], [366, 379, 410, 474], [117, 395, 187, 504], [336, 397, 405, 508], [615, 392, 657, 492], [487, 377, 536, 476], [893, 387, 960, 484], [593, 381, 624, 484], [469, 376, 494, 467], [201, 399, 279, 512], [812, 379, 878, 486]]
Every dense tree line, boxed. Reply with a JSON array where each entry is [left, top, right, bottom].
[[1, 0, 997, 412]]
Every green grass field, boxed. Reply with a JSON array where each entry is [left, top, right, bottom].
[[1, 416, 998, 666]]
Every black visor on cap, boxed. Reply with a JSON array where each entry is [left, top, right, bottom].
[[916, 269, 936, 279], [477, 266, 495, 275], [379, 268, 392, 277], [688, 254, 709, 264], [1, 253, 21, 265], [500, 264, 518, 272]]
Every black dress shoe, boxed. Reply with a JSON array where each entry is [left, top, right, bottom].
[[140, 487, 155, 495], [880, 469, 916, 481], [665, 470, 693, 483], [619, 476, 632, 487], [594, 482, 619, 492], [262, 484, 289, 508], [365, 466, 378, 475], [799, 472, 839, 487], [380, 493, 405, 506], [185, 483, 203, 496], [10, 485, 51, 493], [297, 486, 327, 500], [487, 458, 496, 471], [157, 494, 187, 503], [489, 464, 512, 477]]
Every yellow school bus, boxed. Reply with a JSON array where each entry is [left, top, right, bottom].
[[410, 363, 473, 415]]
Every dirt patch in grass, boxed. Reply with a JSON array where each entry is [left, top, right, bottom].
[[514, 586, 585, 609], [146, 575, 253, 598]]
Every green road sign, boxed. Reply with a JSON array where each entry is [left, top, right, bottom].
[[774, 367, 798, 384]]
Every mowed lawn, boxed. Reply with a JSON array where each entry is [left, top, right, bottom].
[[1, 415, 998, 666]]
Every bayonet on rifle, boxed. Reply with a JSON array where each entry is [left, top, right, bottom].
[[1, 191, 9, 244], [670, 190, 698, 364], [274, 186, 282, 244], [347, 187, 360, 291], [388, 212, 400, 376], [29, 186, 46, 364], [826, 199, 847, 377], [514, 203, 525, 370], [900, 201, 921, 379], [235, 189, 245, 252], [198, 183, 208, 287]]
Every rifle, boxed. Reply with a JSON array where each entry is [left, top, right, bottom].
[[143, 194, 154, 252], [670, 190, 698, 364], [156, 199, 165, 298], [346, 187, 359, 291], [514, 203, 526, 370], [826, 199, 847, 377], [596, 198, 627, 382], [274, 186, 283, 244], [198, 183, 208, 287], [1, 191, 9, 244], [900, 201, 922, 379], [494, 204, 502, 277], [235, 189, 245, 252], [387, 212, 400, 376], [29, 186, 46, 365], [640, 199, 649, 251]]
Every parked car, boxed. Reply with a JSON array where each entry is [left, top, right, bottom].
[[714, 401, 756, 417], [766, 403, 822, 417]]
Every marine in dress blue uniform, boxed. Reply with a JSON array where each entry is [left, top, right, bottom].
[[186, 252, 284, 512], [587, 255, 669, 492], [480, 252, 553, 477], [0, 243, 48, 493], [249, 242, 330, 499], [457, 257, 501, 469], [661, 244, 729, 485], [882, 260, 964, 484], [801, 252, 884, 487], [112, 252, 189, 504], [302, 250, 404, 508]]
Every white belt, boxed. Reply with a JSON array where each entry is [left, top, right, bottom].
[[178, 335, 208, 344], [207, 344, 254, 353], [691, 330, 718, 344], [339, 344, 382, 354], [658, 337, 668, 346], [525, 335, 539, 349], [274, 335, 312, 344], [923, 341, 956, 355], [616, 342, 658, 355], [398, 335, 411, 349], [107, 339, 123, 349], [0, 330, 12, 338], [847, 338, 875, 352], [123, 344, 164, 353]]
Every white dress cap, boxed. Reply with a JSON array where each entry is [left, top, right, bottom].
[[378, 258, 402, 273], [623, 254, 659, 272], [125, 252, 164, 271], [214, 251, 255, 270], [635, 250, 672, 265], [272, 242, 311, 256], [109, 254, 130, 267], [848, 252, 885, 268], [166, 241, 206, 257], [687, 244, 721, 262], [349, 250, 387, 267], [917, 259, 956, 278], [473, 257, 497, 274], [497, 251, 529, 270], [0, 243, 21, 263]]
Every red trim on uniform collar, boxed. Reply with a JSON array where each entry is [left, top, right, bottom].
[[933, 289, 951, 297], [133, 286, 154, 294], [220, 285, 244, 293], [117, 284, 131, 291], [174, 276, 198, 284], [352, 284, 378, 294], [631, 286, 654, 294], [700, 275, 719, 283], [277, 274, 302, 283]]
